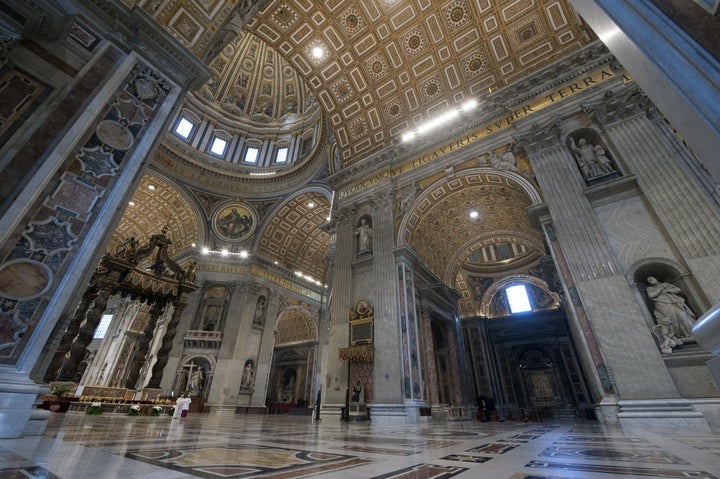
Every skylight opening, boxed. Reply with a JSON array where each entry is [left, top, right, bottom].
[[210, 137, 227, 156], [244, 146, 260, 164], [506, 284, 532, 314], [175, 117, 194, 139]]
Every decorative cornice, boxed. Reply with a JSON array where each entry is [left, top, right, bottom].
[[492, 41, 616, 108]]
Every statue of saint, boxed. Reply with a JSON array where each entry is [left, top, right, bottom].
[[187, 369, 203, 394], [646, 277, 696, 352], [355, 218, 373, 253]]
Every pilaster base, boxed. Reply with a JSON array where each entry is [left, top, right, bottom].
[[0, 371, 48, 438], [617, 399, 711, 433], [706, 356, 720, 387]]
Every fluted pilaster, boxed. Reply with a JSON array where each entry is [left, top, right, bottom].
[[595, 95, 720, 299]]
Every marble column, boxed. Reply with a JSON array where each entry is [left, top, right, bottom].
[[569, 0, 720, 182]]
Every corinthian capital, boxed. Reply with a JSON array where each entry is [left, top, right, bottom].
[[580, 87, 655, 127], [513, 118, 563, 156]]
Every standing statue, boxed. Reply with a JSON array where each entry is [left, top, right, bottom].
[[241, 361, 255, 389], [253, 296, 267, 325], [569, 137, 601, 179], [187, 369, 203, 395], [646, 277, 696, 352], [355, 218, 373, 253]]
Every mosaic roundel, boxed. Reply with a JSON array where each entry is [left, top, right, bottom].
[[464, 52, 488, 77], [0, 260, 51, 300], [422, 78, 442, 99], [212, 202, 257, 242], [96, 120, 133, 150], [349, 117, 369, 140], [384, 101, 403, 119]]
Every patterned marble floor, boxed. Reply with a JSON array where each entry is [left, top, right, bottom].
[[0, 413, 718, 479]]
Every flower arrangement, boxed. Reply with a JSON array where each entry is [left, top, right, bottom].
[[86, 402, 102, 415], [128, 404, 141, 416], [150, 405, 163, 416]]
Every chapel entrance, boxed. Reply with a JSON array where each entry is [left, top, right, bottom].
[[479, 310, 593, 420]]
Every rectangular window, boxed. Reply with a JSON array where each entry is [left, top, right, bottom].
[[210, 137, 227, 156], [93, 314, 113, 339], [275, 147, 288, 163], [506, 284, 532, 314], [175, 117, 194, 139], [244, 146, 259, 164]]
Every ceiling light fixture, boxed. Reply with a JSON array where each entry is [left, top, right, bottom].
[[307, 202, 315, 208], [402, 99, 477, 142], [312, 46, 324, 58], [128, 201, 135, 206], [148, 184, 156, 190], [469, 210, 479, 219]]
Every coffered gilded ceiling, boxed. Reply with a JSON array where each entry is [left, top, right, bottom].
[[245, 0, 591, 167], [133, 0, 592, 169]]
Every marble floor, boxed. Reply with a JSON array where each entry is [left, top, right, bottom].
[[1, 413, 719, 479]]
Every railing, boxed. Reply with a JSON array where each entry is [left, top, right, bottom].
[[184, 330, 223, 349]]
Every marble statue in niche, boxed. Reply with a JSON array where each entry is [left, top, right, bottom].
[[355, 216, 373, 254], [568, 134, 616, 181], [241, 360, 255, 389], [253, 295, 267, 326], [646, 276, 696, 353]]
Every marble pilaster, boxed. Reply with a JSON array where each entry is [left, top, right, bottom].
[[322, 207, 354, 406], [419, 308, 440, 407], [519, 121, 681, 401], [370, 191, 403, 405], [588, 94, 720, 302], [252, 291, 281, 408]]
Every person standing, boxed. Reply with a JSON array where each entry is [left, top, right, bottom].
[[173, 393, 191, 419]]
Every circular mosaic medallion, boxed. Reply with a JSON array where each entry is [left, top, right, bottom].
[[212, 203, 257, 242], [0, 260, 52, 300], [96, 120, 134, 150]]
